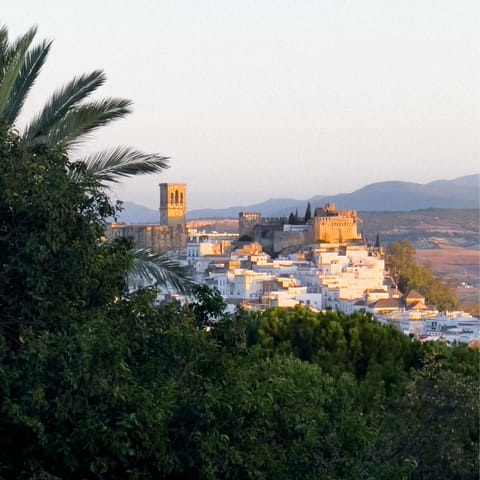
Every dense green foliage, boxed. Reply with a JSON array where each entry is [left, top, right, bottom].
[[0, 127, 132, 340], [385, 239, 458, 310], [1, 293, 478, 479]]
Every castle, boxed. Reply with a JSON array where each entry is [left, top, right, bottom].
[[313, 203, 361, 243], [106, 183, 187, 252], [239, 202, 361, 254]]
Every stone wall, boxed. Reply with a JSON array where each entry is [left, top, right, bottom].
[[106, 223, 187, 253], [273, 230, 308, 253]]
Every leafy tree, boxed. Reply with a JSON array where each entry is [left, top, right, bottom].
[[240, 306, 479, 478], [0, 288, 375, 479], [385, 239, 416, 289], [381, 353, 479, 480], [188, 284, 227, 328], [252, 307, 420, 381], [386, 240, 457, 310], [0, 126, 128, 339]]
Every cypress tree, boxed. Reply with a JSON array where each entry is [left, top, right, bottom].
[[304, 202, 312, 223]]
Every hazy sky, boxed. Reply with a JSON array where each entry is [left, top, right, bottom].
[[4, 1, 479, 210]]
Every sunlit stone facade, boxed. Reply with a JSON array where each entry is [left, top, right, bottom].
[[106, 183, 187, 253], [312, 203, 361, 243]]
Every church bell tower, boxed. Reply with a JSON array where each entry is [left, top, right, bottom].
[[159, 183, 186, 226]]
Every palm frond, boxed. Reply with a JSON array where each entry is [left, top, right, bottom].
[[22, 70, 107, 142], [1, 25, 36, 69], [74, 146, 169, 185], [28, 97, 132, 148], [128, 248, 195, 295], [0, 27, 36, 117], [3, 39, 52, 124], [5, 25, 36, 57], [0, 25, 9, 72]]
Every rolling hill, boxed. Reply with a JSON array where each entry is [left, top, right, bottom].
[[188, 174, 479, 218], [114, 174, 479, 222]]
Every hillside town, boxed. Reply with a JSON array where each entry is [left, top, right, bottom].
[[107, 183, 479, 345], [3, 15, 478, 479]]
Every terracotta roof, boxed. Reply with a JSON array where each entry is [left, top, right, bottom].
[[407, 301, 428, 311], [372, 298, 401, 310], [405, 289, 424, 300]]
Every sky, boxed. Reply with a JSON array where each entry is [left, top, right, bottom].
[[3, 1, 479, 210]]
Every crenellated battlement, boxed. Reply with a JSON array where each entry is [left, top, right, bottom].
[[313, 203, 360, 242]]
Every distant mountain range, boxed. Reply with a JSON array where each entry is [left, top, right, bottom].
[[115, 174, 479, 222]]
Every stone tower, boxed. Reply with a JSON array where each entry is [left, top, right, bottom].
[[238, 211, 261, 239], [312, 203, 361, 243], [159, 183, 186, 226]]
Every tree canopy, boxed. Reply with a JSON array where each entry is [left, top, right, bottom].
[[0, 126, 130, 339], [385, 239, 458, 310]]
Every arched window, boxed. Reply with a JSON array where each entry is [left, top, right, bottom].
[[170, 192, 174, 203], [175, 190, 179, 203], [180, 192, 184, 204]]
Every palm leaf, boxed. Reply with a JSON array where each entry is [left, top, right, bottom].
[[74, 146, 169, 185], [1, 25, 35, 72], [128, 248, 195, 295], [3, 38, 52, 124], [22, 70, 107, 142], [0, 25, 9, 72], [0, 27, 36, 117], [29, 97, 132, 148]]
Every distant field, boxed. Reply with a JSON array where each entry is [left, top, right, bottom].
[[415, 242, 479, 315], [415, 242, 479, 284], [360, 208, 479, 247]]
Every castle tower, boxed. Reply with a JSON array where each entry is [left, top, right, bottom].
[[159, 183, 186, 226], [313, 203, 361, 243], [238, 211, 261, 240]]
